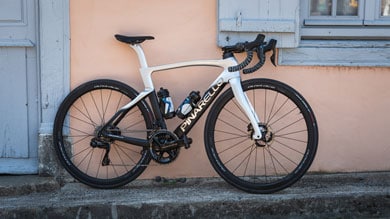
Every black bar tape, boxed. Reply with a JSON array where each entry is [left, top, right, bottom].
[[243, 46, 265, 74], [228, 51, 253, 72]]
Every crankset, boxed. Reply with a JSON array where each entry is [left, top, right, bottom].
[[149, 130, 180, 164]]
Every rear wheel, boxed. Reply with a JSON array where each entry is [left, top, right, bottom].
[[53, 79, 153, 188], [205, 79, 318, 193]]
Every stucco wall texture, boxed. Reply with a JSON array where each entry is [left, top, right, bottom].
[[70, 0, 390, 178]]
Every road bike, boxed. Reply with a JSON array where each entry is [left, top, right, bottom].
[[53, 34, 318, 194]]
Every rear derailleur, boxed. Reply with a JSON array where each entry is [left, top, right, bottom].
[[89, 125, 121, 166], [90, 137, 111, 166]]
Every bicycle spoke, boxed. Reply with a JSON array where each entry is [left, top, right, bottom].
[[266, 92, 279, 124], [96, 151, 104, 178], [217, 118, 247, 135], [254, 145, 258, 183], [69, 114, 96, 129], [273, 139, 305, 155], [242, 144, 256, 176], [274, 117, 304, 134], [264, 89, 267, 123], [219, 137, 250, 154], [276, 135, 307, 144], [63, 124, 92, 138], [276, 129, 307, 137], [114, 142, 139, 165], [222, 107, 248, 125], [89, 92, 104, 125], [263, 147, 268, 182], [71, 135, 92, 147], [215, 135, 247, 143], [112, 144, 129, 172], [103, 90, 113, 123], [265, 145, 280, 176], [72, 146, 92, 159], [215, 129, 247, 137], [269, 145, 299, 167], [74, 148, 93, 169], [223, 143, 253, 165], [267, 97, 289, 125], [71, 101, 98, 127], [111, 159, 120, 179]]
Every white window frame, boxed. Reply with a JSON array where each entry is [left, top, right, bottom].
[[364, 0, 390, 25], [301, 0, 390, 39], [279, 0, 390, 66], [303, 0, 365, 26]]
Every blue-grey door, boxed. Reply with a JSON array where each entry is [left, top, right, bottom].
[[0, 0, 38, 173]]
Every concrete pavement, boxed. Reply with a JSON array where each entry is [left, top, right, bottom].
[[0, 172, 389, 218]]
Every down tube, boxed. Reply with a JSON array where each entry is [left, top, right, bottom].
[[174, 82, 226, 138]]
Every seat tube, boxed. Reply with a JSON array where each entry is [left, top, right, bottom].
[[130, 44, 154, 90], [229, 77, 262, 140]]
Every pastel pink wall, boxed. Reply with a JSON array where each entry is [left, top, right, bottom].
[[70, 0, 390, 178]]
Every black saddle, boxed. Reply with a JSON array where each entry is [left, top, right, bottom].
[[115, 34, 154, 45]]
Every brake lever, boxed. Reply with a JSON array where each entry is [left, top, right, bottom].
[[264, 39, 277, 66], [245, 34, 265, 51]]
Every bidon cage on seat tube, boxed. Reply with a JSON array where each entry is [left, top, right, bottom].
[[53, 33, 318, 194]]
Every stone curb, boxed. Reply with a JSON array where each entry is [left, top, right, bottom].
[[0, 172, 389, 218]]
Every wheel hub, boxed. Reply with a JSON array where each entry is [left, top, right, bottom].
[[248, 123, 274, 147]]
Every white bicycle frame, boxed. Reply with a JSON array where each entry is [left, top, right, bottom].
[[121, 44, 263, 140]]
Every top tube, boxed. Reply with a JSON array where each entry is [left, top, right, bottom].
[[129, 44, 238, 72]]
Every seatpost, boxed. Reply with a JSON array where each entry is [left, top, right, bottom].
[[130, 44, 149, 69]]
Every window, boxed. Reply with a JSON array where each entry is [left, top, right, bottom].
[[218, 0, 390, 66], [301, 0, 390, 39]]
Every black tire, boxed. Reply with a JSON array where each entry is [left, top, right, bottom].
[[53, 79, 153, 188], [204, 79, 318, 193]]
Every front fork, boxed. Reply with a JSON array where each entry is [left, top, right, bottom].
[[229, 77, 262, 140]]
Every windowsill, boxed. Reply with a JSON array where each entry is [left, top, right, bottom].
[[278, 40, 390, 67]]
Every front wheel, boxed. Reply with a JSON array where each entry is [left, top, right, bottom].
[[204, 79, 318, 193]]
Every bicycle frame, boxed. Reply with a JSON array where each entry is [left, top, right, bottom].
[[102, 44, 263, 146]]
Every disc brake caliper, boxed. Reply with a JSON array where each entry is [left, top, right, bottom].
[[247, 123, 274, 147]]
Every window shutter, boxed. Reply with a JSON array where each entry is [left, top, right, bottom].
[[218, 0, 300, 48]]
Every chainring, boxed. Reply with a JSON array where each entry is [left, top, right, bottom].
[[149, 130, 180, 164]]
